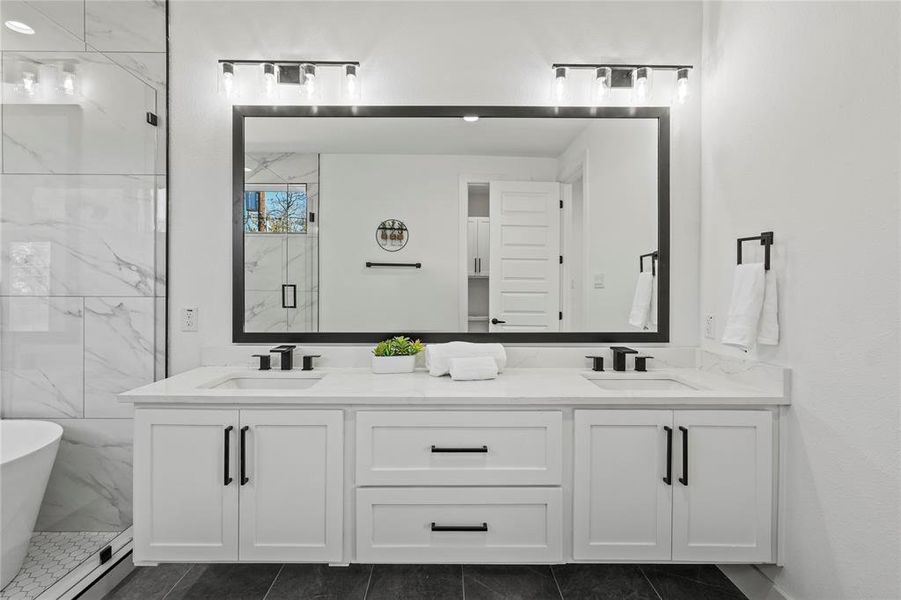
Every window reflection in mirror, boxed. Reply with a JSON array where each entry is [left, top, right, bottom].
[[240, 116, 661, 336]]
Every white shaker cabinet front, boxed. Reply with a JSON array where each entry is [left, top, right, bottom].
[[134, 409, 343, 564], [134, 409, 240, 562]]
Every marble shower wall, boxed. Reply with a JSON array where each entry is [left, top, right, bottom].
[[0, 0, 167, 532]]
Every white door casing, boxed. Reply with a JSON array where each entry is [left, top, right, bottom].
[[488, 181, 561, 331]]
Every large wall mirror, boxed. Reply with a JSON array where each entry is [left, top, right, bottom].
[[233, 106, 669, 343]]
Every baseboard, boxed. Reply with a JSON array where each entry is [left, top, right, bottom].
[[718, 565, 795, 600]]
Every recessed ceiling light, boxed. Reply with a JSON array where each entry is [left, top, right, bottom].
[[462, 115, 479, 123], [5, 20, 35, 35]]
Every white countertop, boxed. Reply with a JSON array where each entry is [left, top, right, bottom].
[[120, 366, 789, 406]]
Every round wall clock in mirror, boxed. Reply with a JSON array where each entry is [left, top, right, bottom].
[[376, 219, 408, 251]]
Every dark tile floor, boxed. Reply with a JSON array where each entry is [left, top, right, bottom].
[[104, 562, 748, 600]]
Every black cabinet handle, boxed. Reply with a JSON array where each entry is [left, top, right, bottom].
[[430, 445, 488, 453], [431, 522, 488, 532], [223, 426, 233, 486], [491, 318, 506, 325], [678, 426, 688, 486], [240, 426, 249, 485], [663, 426, 673, 485]]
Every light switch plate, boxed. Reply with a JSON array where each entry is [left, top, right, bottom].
[[704, 313, 716, 339], [181, 307, 198, 332]]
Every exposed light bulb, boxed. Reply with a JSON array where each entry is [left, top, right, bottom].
[[244, 167, 252, 172], [221, 62, 235, 98], [594, 66, 612, 103], [62, 65, 75, 96], [343, 64, 360, 102], [262, 63, 277, 98], [462, 115, 479, 123], [300, 63, 317, 99], [552, 66, 567, 104], [22, 71, 36, 96], [632, 67, 652, 104], [675, 68, 690, 104], [5, 20, 35, 35]]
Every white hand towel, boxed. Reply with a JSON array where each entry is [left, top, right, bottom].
[[449, 356, 499, 381], [628, 272, 654, 329], [425, 342, 507, 377], [757, 270, 779, 345], [721, 263, 766, 351], [648, 274, 658, 330]]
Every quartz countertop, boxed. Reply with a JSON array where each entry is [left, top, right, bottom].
[[120, 366, 789, 406]]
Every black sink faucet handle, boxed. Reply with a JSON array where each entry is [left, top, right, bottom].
[[301, 355, 321, 371], [610, 346, 639, 372], [634, 356, 654, 372], [252, 354, 271, 371], [585, 356, 605, 372]]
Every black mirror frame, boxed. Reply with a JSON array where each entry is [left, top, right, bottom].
[[233, 105, 670, 344]]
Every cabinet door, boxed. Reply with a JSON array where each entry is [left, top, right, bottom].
[[672, 410, 773, 562], [476, 217, 490, 275], [134, 409, 239, 562], [467, 218, 479, 275], [238, 410, 343, 562], [573, 410, 673, 561]]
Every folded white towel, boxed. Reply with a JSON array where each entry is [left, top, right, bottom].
[[722, 263, 767, 351], [449, 356, 499, 381], [425, 342, 506, 377], [757, 270, 779, 345], [629, 272, 654, 329]]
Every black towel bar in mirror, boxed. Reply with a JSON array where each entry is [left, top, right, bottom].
[[639, 251, 659, 276], [737, 231, 774, 270]]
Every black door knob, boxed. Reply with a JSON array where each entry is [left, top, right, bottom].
[[491, 318, 506, 325]]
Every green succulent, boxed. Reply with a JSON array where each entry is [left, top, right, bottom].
[[372, 336, 425, 357]]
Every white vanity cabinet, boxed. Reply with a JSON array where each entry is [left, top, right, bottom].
[[133, 409, 343, 564], [573, 409, 774, 563]]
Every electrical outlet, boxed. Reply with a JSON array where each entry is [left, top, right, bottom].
[[704, 313, 716, 340], [181, 307, 198, 332]]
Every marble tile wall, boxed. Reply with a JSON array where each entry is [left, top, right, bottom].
[[0, 0, 166, 533]]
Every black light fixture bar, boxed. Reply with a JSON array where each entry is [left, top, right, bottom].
[[218, 59, 361, 86], [552, 63, 693, 70]]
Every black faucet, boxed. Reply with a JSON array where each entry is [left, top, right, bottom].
[[301, 354, 321, 371], [610, 347, 638, 372], [269, 345, 297, 370]]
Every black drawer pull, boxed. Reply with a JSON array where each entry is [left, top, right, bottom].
[[223, 426, 233, 486], [678, 426, 689, 486], [663, 426, 673, 485], [240, 426, 249, 485], [431, 522, 488, 532], [430, 445, 488, 453]]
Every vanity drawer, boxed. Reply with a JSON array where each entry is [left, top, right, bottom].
[[355, 487, 563, 563], [355, 411, 562, 486]]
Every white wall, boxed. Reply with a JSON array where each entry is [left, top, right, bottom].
[[318, 153, 557, 331], [168, 0, 701, 372], [700, 3, 900, 599]]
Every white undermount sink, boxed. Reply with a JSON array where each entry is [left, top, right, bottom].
[[588, 378, 699, 391], [209, 376, 324, 390]]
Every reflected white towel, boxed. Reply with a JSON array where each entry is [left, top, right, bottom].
[[722, 263, 766, 351], [449, 356, 499, 381], [629, 272, 654, 329], [757, 270, 779, 345], [425, 342, 507, 377], [648, 274, 658, 330]]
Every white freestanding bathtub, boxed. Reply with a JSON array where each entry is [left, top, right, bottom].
[[1, 420, 63, 590]]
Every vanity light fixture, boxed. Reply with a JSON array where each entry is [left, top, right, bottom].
[[552, 66, 568, 103], [343, 64, 360, 102], [4, 20, 35, 35], [61, 64, 76, 96], [262, 63, 278, 98], [551, 63, 693, 106], [221, 61, 236, 98], [462, 115, 479, 123], [22, 71, 36, 96], [300, 63, 317, 98], [675, 67, 690, 104]]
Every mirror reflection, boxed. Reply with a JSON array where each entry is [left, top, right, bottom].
[[242, 117, 659, 334]]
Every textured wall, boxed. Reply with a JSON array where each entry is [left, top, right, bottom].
[[0, 0, 167, 531], [700, 2, 901, 598]]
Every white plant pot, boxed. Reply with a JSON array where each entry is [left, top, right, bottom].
[[371, 355, 417, 374]]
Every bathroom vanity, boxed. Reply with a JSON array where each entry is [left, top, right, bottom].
[[122, 359, 788, 567]]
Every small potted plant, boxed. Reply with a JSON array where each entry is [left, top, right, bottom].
[[371, 336, 424, 374]]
